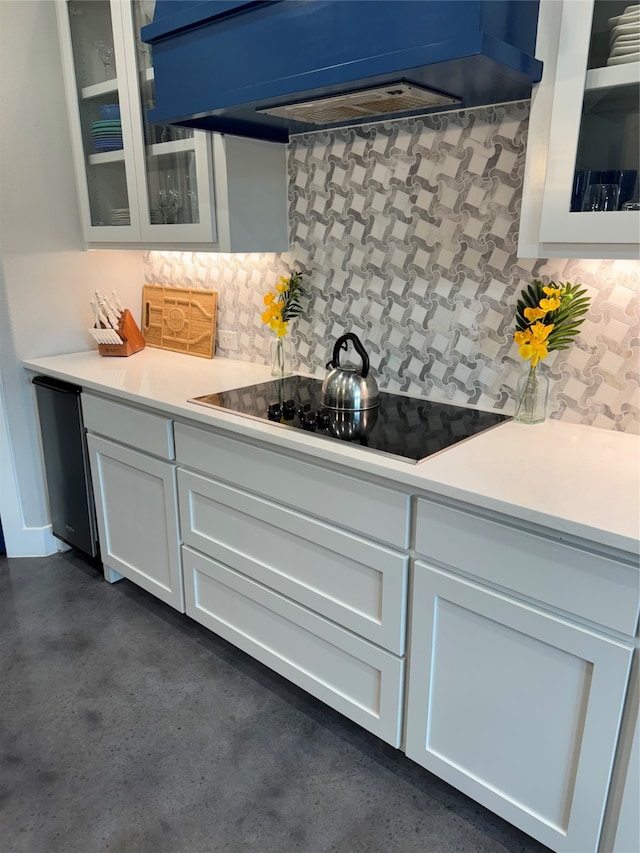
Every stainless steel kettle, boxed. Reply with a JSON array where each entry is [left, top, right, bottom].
[[321, 333, 379, 411]]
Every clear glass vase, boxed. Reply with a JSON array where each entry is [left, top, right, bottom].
[[514, 363, 549, 424], [270, 336, 292, 379]]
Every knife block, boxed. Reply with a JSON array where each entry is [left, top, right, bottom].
[[98, 309, 146, 357]]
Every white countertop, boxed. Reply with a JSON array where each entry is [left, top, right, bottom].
[[23, 348, 640, 557]]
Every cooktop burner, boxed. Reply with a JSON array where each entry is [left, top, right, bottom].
[[189, 375, 509, 464]]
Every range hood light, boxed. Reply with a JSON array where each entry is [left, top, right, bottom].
[[258, 82, 460, 126]]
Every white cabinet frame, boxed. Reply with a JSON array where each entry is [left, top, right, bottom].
[[518, 0, 640, 259], [56, 0, 143, 243]]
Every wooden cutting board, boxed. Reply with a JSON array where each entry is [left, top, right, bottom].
[[142, 285, 217, 359]]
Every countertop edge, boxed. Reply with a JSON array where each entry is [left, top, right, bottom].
[[23, 351, 640, 560]]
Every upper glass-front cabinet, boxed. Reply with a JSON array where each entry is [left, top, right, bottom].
[[56, 0, 288, 249], [60, 0, 140, 241], [57, 0, 216, 243], [519, 0, 640, 259]]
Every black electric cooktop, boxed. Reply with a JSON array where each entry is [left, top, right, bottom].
[[190, 375, 509, 464]]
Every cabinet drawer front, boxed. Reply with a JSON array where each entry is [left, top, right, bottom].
[[174, 422, 409, 547], [183, 546, 404, 747], [179, 469, 407, 653], [415, 497, 639, 635], [406, 562, 633, 853], [83, 394, 174, 460]]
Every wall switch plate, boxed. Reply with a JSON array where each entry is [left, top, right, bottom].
[[218, 330, 238, 349]]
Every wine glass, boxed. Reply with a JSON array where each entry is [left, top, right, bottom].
[[94, 40, 115, 80], [158, 173, 182, 224]]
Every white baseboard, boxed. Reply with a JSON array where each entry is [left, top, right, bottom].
[[4, 523, 60, 558], [0, 371, 62, 559]]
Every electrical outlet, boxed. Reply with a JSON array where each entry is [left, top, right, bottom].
[[218, 330, 238, 350]]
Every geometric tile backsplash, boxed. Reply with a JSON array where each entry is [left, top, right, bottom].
[[144, 101, 640, 433]]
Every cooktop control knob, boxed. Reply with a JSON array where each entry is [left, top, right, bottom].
[[297, 403, 311, 419], [301, 413, 317, 431], [282, 399, 296, 419], [267, 403, 281, 421], [316, 410, 330, 429]]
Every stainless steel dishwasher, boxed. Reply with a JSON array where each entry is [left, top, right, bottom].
[[33, 376, 99, 558]]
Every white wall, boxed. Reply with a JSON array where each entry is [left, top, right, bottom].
[[0, 0, 144, 556]]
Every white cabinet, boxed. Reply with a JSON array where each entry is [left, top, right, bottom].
[[83, 394, 183, 611], [178, 469, 408, 653], [174, 422, 410, 746], [56, 0, 288, 250], [406, 496, 637, 853], [24, 366, 640, 849], [412, 496, 639, 637], [174, 422, 410, 549], [406, 563, 632, 853], [519, 0, 639, 259], [56, 0, 140, 243], [183, 546, 405, 746]]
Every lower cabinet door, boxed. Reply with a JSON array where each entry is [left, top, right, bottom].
[[183, 545, 404, 747], [87, 434, 183, 611], [405, 562, 633, 853]]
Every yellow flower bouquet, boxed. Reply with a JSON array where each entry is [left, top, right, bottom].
[[262, 270, 306, 377], [513, 279, 591, 423]]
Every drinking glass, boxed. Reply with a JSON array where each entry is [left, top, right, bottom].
[[571, 170, 601, 211], [603, 170, 639, 209], [94, 40, 115, 80], [581, 183, 620, 212]]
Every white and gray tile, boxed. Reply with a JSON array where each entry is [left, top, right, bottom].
[[144, 102, 640, 432]]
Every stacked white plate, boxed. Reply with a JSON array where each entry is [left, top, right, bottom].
[[608, 4, 640, 65], [111, 208, 130, 226]]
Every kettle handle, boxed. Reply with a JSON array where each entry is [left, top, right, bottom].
[[329, 333, 370, 378]]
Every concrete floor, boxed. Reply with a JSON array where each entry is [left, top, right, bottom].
[[1, 550, 551, 853]]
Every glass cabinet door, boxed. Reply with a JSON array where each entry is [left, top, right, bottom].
[[124, 0, 217, 243], [538, 0, 639, 254], [62, 0, 141, 239], [572, 1, 639, 213]]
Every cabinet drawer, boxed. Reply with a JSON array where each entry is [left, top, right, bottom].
[[83, 394, 174, 459], [178, 469, 407, 653], [183, 546, 404, 747], [415, 497, 639, 636], [174, 422, 409, 547]]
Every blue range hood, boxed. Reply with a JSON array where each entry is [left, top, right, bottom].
[[143, 0, 542, 143]]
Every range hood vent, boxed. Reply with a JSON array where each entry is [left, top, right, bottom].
[[143, 0, 543, 143], [258, 82, 460, 126]]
